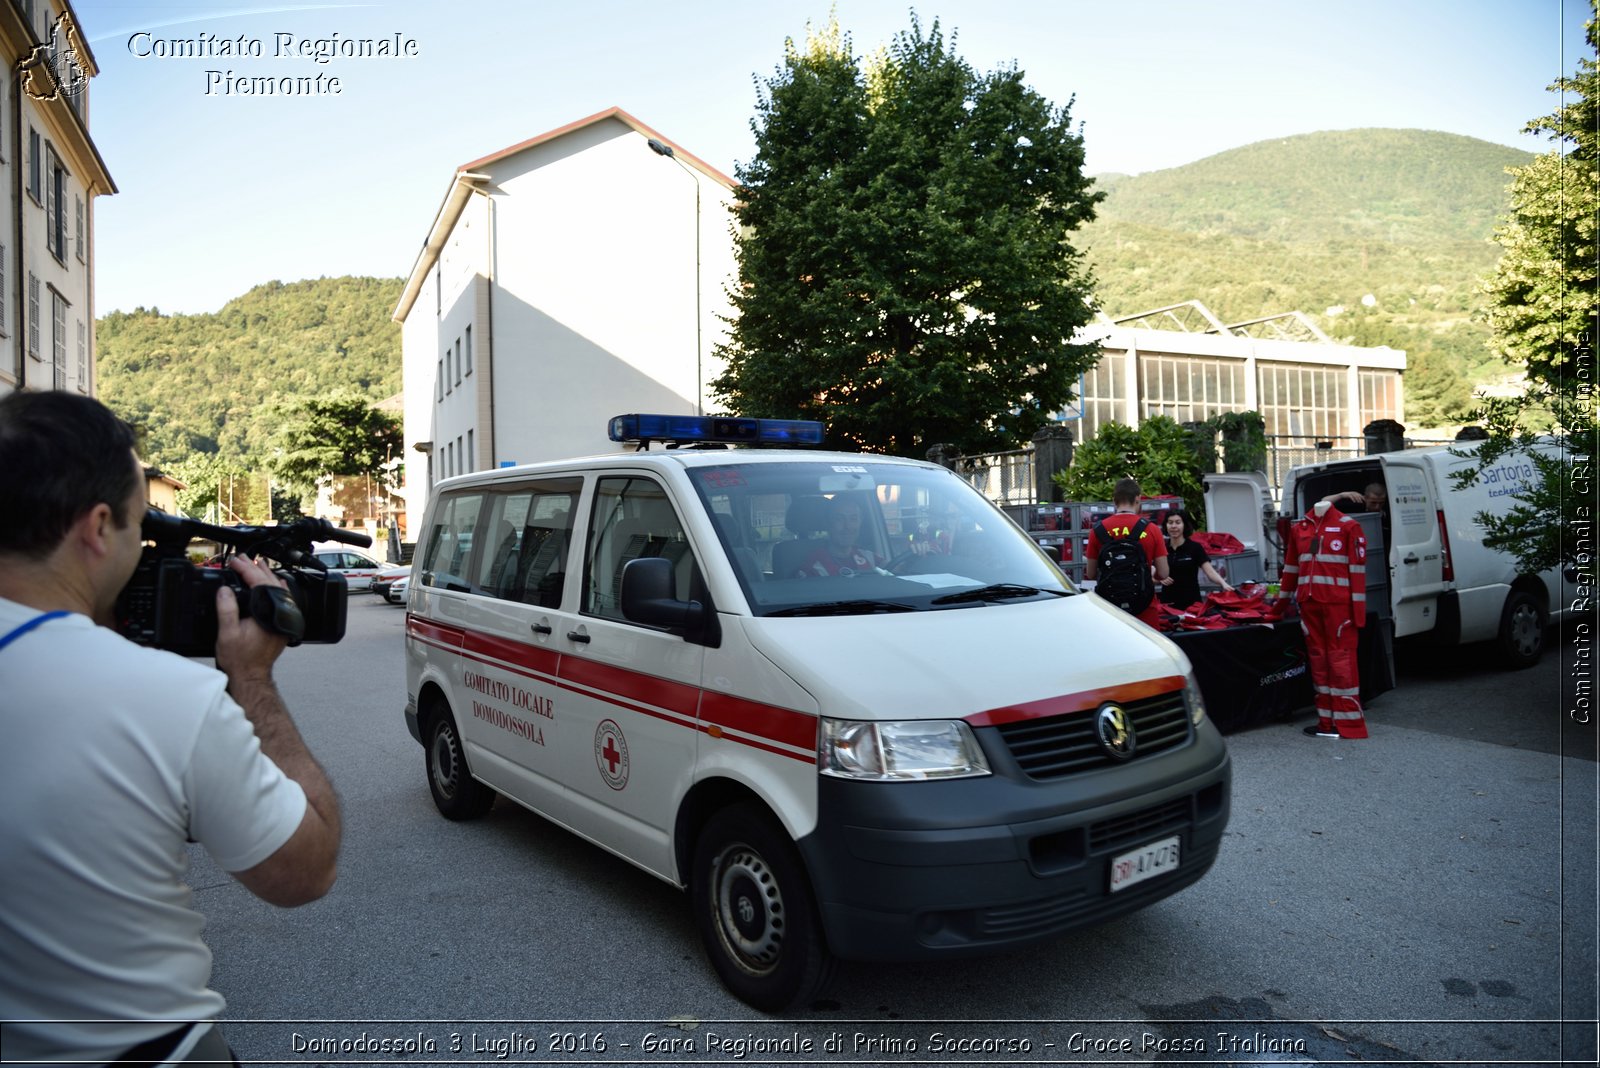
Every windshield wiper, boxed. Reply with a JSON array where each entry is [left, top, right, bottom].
[[766, 599, 918, 617], [930, 583, 1068, 606]]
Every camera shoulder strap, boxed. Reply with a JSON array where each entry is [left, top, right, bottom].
[[0, 610, 70, 654]]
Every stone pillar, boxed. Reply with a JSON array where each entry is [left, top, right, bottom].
[[1031, 425, 1074, 503], [1455, 426, 1490, 441], [1363, 419, 1407, 455], [925, 443, 963, 471]]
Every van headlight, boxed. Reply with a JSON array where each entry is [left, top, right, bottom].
[[1185, 675, 1208, 725], [819, 718, 991, 781]]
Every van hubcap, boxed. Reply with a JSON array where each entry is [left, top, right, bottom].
[[431, 726, 462, 797], [1509, 603, 1541, 657], [712, 845, 783, 974]]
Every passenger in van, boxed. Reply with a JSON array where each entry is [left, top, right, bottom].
[[793, 497, 886, 577], [1322, 482, 1387, 513], [905, 499, 966, 556]]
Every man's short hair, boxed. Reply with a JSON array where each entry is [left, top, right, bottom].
[[1113, 477, 1142, 507], [1364, 482, 1387, 499], [0, 391, 141, 558]]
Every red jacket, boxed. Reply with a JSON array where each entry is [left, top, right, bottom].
[[1277, 506, 1368, 627]]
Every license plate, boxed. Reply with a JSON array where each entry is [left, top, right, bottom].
[[1109, 835, 1181, 892]]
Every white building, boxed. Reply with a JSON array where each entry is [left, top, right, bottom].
[[1071, 301, 1406, 443], [0, 0, 115, 399], [394, 107, 737, 535]]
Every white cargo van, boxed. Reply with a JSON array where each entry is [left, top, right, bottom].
[[402, 416, 1231, 1010], [1277, 441, 1579, 668]]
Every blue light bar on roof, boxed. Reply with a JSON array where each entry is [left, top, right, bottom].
[[608, 413, 825, 447]]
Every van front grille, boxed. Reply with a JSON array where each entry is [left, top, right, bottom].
[[993, 690, 1191, 780]]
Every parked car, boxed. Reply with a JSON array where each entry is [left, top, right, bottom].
[[384, 574, 409, 604], [371, 563, 410, 600], [311, 548, 384, 592]]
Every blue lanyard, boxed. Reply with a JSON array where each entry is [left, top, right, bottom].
[[0, 610, 69, 653]]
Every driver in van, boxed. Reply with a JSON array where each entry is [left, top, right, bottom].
[[794, 497, 886, 577]]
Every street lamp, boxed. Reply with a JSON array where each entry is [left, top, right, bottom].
[[646, 137, 703, 417]]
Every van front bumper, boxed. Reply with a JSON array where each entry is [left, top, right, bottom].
[[797, 722, 1231, 962]]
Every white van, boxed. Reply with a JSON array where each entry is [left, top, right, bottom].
[[402, 415, 1232, 1010], [1277, 440, 1579, 669]]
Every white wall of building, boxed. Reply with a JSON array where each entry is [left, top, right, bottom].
[[397, 110, 736, 534]]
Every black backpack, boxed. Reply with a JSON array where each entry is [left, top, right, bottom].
[[1093, 517, 1155, 614]]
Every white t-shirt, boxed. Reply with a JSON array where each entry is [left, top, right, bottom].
[[0, 598, 308, 1065]]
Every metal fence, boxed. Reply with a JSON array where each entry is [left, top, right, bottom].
[[956, 435, 1461, 508], [954, 448, 1036, 505]]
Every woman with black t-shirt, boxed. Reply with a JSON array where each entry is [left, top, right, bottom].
[[1159, 510, 1233, 608]]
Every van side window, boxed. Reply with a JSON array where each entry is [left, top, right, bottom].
[[583, 476, 696, 621], [473, 479, 580, 606], [420, 492, 483, 592]]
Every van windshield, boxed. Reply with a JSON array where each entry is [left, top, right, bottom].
[[687, 460, 1073, 616]]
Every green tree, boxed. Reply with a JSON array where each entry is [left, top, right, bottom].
[[1464, 0, 1599, 574], [268, 392, 402, 498], [713, 13, 1104, 457], [1053, 416, 1208, 528]]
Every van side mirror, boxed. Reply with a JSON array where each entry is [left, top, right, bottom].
[[621, 557, 705, 631]]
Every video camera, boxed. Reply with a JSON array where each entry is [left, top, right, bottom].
[[115, 510, 371, 658]]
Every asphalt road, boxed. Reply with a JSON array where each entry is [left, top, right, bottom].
[[183, 598, 1597, 1066]]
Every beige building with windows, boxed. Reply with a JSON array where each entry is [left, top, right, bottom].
[[1068, 301, 1405, 443], [0, 0, 114, 400]]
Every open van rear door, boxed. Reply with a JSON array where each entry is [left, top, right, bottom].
[[1379, 454, 1447, 639], [1202, 472, 1277, 575]]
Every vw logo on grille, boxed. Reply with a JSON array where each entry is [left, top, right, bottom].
[[1096, 703, 1137, 760]]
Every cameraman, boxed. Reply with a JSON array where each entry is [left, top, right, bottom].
[[0, 391, 341, 1065]]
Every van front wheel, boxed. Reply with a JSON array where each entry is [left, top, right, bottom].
[[691, 803, 834, 1012], [425, 706, 495, 820], [1497, 590, 1545, 670]]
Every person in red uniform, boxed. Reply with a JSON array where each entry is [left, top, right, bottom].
[[1083, 478, 1170, 628], [794, 497, 885, 577], [1275, 501, 1369, 739]]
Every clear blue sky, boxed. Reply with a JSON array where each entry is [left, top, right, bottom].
[[75, 0, 1592, 317]]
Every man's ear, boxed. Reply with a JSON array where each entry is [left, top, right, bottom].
[[75, 502, 116, 558]]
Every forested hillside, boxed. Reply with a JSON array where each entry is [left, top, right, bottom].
[[96, 276, 403, 469], [1083, 129, 1533, 427]]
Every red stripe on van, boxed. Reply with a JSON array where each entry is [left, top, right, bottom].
[[560, 656, 702, 718], [966, 674, 1188, 727], [408, 617, 817, 764], [700, 690, 818, 752], [461, 627, 562, 678]]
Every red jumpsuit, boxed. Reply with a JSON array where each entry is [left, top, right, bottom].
[[1277, 505, 1368, 738]]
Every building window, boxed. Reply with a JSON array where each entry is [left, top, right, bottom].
[[50, 289, 67, 389], [1076, 350, 1129, 443], [454, 338, 462, 385], [27, 273, 40, 358], [0, 245, 7, 336], [436, 357, 444, 400], [74, 195, 83, 261], [457, 435, 464, 474], [27, 128, 40, 203], [76, 319, 86, 392], [46, 146, 67, 263], [1257, 361, 1349, 442], [1358, 369, 1400, 427], [1138, 352, 1247, 428], [464, 325, 472, 376], [443, 350, 451, 394], [467, 428, 474, 470]]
